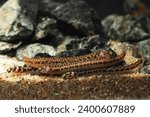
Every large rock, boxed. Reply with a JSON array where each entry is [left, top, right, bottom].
[[57, 35, 115, 57], [102, 14, 150, 42], [34, 17, 58, 41], [0, 0, 38, 42], [33, 17, 65, 47], [0, 41, 21, 54], [38, 0, 68, 14], [66, 35, 106, 52], [141, 65, 150, 74], [38, 0, 99, 38], [52, 0, 99, 35], [138, 39, 150, 65], [16, 43, 56, 60]]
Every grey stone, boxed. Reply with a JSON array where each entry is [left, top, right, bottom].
[[139, 13, 150, 34], [34, 17, 57, 40], [0, 0, 38, 42], [102, 15, 150, 42], [56, 36, 78, 53], [102, 14, 119, 34], [38, 0, 68, 15], [52, 0, 99, 35], [141, 65, 150, 74], [67, 35, 106, 52], [16, 43, 56, 60], [58, 35, 117, 57], [138, 39, 150, 65], [33, 17, 64, 47], [0, 41, 21, 54]]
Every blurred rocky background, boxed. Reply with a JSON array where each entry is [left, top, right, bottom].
[[0, 0, 150, 74]]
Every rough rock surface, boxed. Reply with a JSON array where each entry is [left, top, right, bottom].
[[102, 14, 119, 34], [16, 43, 56, 60], [141, 65, 150, 74], [33, 17, 65, 47], [0, 0, 38, 42], [38, 0, 68, 15], [0, 41, 21, 54], [34, 17, 58, 41], [102, 15, 150, 42], [138, 39, 150, 65], [52, 0, 99, 35], [66, 35, 106, 51]]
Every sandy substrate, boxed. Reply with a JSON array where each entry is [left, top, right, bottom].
[[0, 73, 150, 99], [0, 43, 149, 100]]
